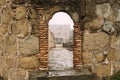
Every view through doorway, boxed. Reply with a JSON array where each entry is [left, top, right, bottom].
[[48, 12, 74, 70]]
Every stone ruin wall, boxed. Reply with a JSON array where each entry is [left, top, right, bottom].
[[0, 0, 40, 80], [0, 0, 120, 80], [83, 0, 120, 78]]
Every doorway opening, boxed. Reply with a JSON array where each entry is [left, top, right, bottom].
[[48, 12, 74, 70]]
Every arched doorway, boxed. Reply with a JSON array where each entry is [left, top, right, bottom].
[[48, 12, 74, 70], [37, 7, 83, 70]]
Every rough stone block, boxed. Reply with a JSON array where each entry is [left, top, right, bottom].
[[83, 32, 109, 51], [19, 35, 39, 56], [95, 53, 104, 63], [83, 52, 93, 64], [3, 34, 17, 56], [107, 48, 118, 61], [95, 3, 113, 18], [20, 56, 39, 69], [8, 68, 26, 80], [15, 6, 27, 20], [96, 63, 112, 77], [0, 24, 8, 37], [11, 19, 31, 38]]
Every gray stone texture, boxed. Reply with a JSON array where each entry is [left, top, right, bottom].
[[95, 3, 113, 18]]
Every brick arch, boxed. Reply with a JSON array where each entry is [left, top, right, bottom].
[[37, 6, 83, 70]]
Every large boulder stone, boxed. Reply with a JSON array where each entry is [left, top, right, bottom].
[[20, 56, 39, 69], [83, 32, 109, 51], [8, 68, 26, 80], [95, 3, 113, 18], [19, 35, 39, 56]]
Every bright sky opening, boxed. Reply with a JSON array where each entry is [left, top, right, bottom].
[[49, 12, 74, 30]]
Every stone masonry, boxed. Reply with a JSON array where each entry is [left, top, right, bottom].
[[1, 0, 120, 80]]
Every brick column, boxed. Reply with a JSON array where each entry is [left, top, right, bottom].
[[73, 22, 83, 69], [36, 8, 48, 70]]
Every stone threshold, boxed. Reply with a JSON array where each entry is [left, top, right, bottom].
[[29, 68, 92, 80]]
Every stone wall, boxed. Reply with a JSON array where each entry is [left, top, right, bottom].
[[83, 0, 120, 78], [0, 0, 40, 80], [1, 0, 120, 80]]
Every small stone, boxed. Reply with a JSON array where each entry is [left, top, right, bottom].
[[83, 32, 109, 51], [95, 53, 104, 62], [95, 3, 113, 18], [20, 56, 39, 69], [19, 35, 39, 56]]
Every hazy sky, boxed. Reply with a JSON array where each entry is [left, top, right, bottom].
[[49, 12, 74, 30]]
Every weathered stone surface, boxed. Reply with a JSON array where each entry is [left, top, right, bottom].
[[107, 48, 118, 61], [95, 53, 104, 62], [0, 0, 6, 6], [6, 56, 14, 68], [48, 31, 55, 49], [92, 17, 104, 30], [0, 24, 8, 37], [96, 63, 112, 77], [95, 0, 108, 4], [8, 68, 26, 80], [11, 19, 31, 38], [1, 7, 13, 24], [15, 6, 27, 20], [116, 9, 120, 21], [28, 7, 37, 19], [83, 52, 93, 64], [3, 34, 16, 56], [20, 56, 39, 69], [19, 35, 39, 56], [71, 12, 79, 22], [113, 36, 120, 51], [95, 3, 113, 18], [83, 32, 109, 51], [111, 35, 117, 48], [103, 20, 115, 34]]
